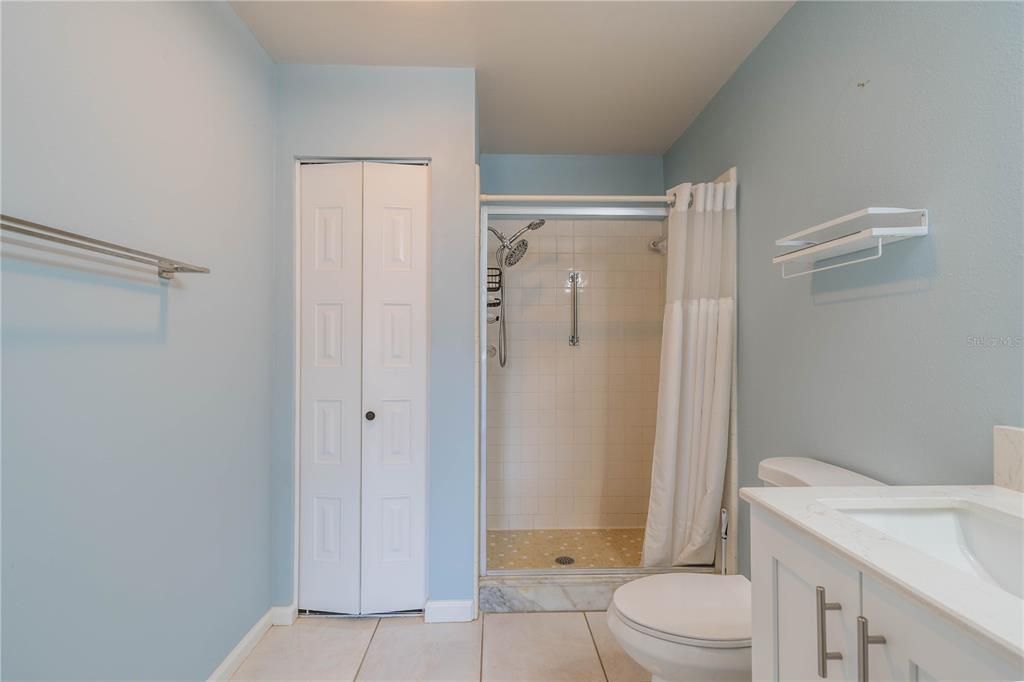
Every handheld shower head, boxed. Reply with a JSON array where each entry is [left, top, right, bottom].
[[509, 219, 546, 243], [489, 219, 545, 368]]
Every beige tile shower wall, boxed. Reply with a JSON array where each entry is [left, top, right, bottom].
[[486, 218, 666, 530]]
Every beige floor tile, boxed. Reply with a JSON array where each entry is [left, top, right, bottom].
[[585, 612, 650, 682], [482, 612, 605, 681], [233, 617, 379, 681], [357, 616, 482, 681]]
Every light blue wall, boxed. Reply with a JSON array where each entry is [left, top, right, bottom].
[[662, 2, 1024, 573], [272, 65, 479, 604], [1, 2, 276, 679], [480, 154, 664, 195]]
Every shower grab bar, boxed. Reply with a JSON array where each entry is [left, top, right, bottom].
[[1, 214, 210, 280], [569, 271, 580, 347]]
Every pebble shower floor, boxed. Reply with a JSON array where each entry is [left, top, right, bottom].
[[487, 528, 644, 570]]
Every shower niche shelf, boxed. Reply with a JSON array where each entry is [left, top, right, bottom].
[[773, 207, 928, 278]]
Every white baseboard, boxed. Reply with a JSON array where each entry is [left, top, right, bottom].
[[424, 599, 476, 623], [270, 604, 298, 626], [208, 608, 274, 681]]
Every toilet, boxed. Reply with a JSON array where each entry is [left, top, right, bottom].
[[607, 457, 884, 682]]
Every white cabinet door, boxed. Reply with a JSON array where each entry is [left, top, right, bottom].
[[861, 575, 1022, 682], [360, 162, 428, 614], [751, 509, 860, 682], [298, 162, 364, 614]]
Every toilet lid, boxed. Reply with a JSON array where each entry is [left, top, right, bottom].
[[612, 574, 751, 646]]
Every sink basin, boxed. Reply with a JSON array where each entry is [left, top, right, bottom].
[[825, 499, 1024, 599]]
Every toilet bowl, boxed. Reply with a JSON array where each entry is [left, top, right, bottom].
[[607, 573, 751, 682], [608, 457, 884, 682]]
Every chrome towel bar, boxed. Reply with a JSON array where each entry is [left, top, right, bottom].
[[1, 214, 210, 280]]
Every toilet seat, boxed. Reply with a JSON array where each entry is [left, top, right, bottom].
[[611, 573, 752, 649]]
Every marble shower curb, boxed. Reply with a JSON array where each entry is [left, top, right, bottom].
[[480, 569, 713, 612]]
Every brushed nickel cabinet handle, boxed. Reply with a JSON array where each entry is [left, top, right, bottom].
[[816, 586, 843, 678], [856, 616, 887, 682]]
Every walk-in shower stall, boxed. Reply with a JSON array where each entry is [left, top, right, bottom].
[[480, 195, 679, 575]]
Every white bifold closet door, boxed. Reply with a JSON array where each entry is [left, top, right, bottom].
[[299, 161, 428, 615]]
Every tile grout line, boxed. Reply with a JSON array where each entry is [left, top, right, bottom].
[[352, 617, 381, 681], [582, 612, 610, 682], [478, 612, 486, 682]]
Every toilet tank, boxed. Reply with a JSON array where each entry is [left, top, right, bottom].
[[758, 457, 885, 487]]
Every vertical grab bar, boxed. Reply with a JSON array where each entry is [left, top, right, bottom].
[[568, 271, 580, 346]]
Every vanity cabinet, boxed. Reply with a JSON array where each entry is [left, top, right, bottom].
[[751, 508, 1022, 682], [860, 575, 1018, 682]]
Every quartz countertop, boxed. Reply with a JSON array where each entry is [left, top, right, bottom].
[[741, 484, 1024, 662]]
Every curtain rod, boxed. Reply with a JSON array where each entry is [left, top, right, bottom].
[[480, 193, 677, 206]]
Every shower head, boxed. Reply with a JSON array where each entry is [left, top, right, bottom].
[[509, 219, 546, 243], [490, 220, 545, 369], [504, 240, 529, 267], [491, 219, 544, 268], [489, 220, 546, 250]]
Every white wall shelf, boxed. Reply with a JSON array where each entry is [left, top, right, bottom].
[[773, 207, 928, 278]]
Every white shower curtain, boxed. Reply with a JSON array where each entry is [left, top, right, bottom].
[[642, 180, 737, 567]]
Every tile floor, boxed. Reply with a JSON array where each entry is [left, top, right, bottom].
[[233, 612, 650, 681], [487, 528, 644, 570]]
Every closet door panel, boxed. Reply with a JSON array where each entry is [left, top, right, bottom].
[[298, 162, 363, 614], [360, 162, 429, 613]]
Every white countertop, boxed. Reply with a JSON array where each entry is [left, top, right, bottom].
[[741, 484, 1024, 662]]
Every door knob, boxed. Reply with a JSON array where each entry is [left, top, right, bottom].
[[365, 411, 376, 421]]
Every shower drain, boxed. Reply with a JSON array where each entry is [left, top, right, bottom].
[[554, 555, 575, 565]]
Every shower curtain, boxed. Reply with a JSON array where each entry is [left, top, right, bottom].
[[642, 180, 737, 567]]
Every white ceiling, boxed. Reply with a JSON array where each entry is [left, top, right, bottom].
[[231, 1, 792, 155]]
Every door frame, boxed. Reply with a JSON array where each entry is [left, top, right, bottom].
[[292, 156, 432, 615]]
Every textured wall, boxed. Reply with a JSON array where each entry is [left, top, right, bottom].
[[661, 2, 1024, 573], [1, 2, 276, 678]]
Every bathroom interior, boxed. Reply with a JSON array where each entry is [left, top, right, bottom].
[[2, 1, 1022, 681]]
